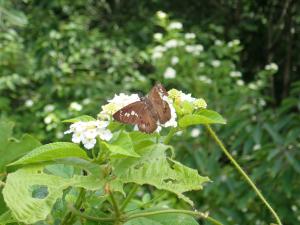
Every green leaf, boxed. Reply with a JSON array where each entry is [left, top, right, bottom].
[[103, 131, 140, 158], [2, 165, 105, 224], [125, 213, 198, 225], [113, 144, 209, 206], [9, 142, 90, 166], [62, 115, 96, 123], [179, 109, 226, 127], [0, 120, 41, 172], [0, 211, 17, 224]]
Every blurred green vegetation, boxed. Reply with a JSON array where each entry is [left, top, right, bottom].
[[0, 0, 299, 224]]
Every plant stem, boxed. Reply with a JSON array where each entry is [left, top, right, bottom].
[[205, 124, 282, 225], [110, 191, 121, 219], [164, 127, 180, 144], [61, 188, 86, 225], [127, 209, 223, 225], [68, 205, 115, 222], [120, 184, 138, 211]]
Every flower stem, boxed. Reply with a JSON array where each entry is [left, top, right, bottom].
[[127, 209, 223, 225], [205, 124, 282, 225], [68, 205, 115, 222], [164, 127, 180, 144], [110, 191, 121, 220], [61, 188, 86, 225], [120, 184, 139, 211]]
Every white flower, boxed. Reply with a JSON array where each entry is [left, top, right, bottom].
[[171, 56, 179, 65], [164, 67, 176, 79], [265, 62, 278, 71], [185, 44, 203, 55], [156, 11, 167, 19], [25, 99, 34, 107], [228, 39, 240, 47], [292, 205, 298, 212], [100, 93, 140, 117], [153, 45, 166, 52], [248, 83, 258, 90], [259, 99, 266, 107], [184, 33, 196, 39], [83, 98, 91, 105], [161, 96, 177, 128], [165, 39, 178, 48], [64, 120, 112, 150], [253, 144, 261, 151], [191, 128, 201, 137], [236, 80, 245, 86], [154, 33, 163, 41], [176, 131, 183, 136], [229, 71, 242, 78], [214, 40, 223, 46], [44, 104, 55, 112], [211, 60, 221, 67], [198, 75, 212, 84], [70, 102, 83, 111], [168, 22, 182, 30], [44, 115, 53, 124], [152, 51, 163, 60], [198, 62, 205, 67]]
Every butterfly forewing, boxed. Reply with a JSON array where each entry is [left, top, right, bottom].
[[148, 83, 171, 124], [113, 99, 158, 133]]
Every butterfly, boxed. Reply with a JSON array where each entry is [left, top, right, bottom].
[[113, 83, 171, 133]]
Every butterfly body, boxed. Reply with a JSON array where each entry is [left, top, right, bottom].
[[113, 83, 171, 133]]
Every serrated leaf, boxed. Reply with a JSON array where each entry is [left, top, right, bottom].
[[125, 212, 199, 225], [113, 144, 209, 206], [2, 166, 105, 224], [179, 109, 226, 127], [103, 131, 139, 158], [9, 142, 89, 166], [63, 115, 96, 123], [0, 210, 16, 224], [0, 120, 41, 172]]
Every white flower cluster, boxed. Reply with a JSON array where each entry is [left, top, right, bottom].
[[236, 80, 245, 86], [25, 99, 34, 108], [171, 56, 179, 65], [162, 96, 177, 128], [265, 62, 278, 71], [152, 45, 165, 60], [229, 71, 242, 78], [168, 89, 207, 109], [211, 60, 221, 67], [168, 22, 183, 30], [184, 33, 196, 39], [198, 75, 212, 84], [228, 39, 240, 47], [156, 11, 167, 19], [154, 33, 163, 41], [64, 120, 112, 149], [214, 40, 223, 46], [70, 102, 83, 111], [99, 93, 140, 119], [164, 67, 176, 79], [185, 44, 203, 55]]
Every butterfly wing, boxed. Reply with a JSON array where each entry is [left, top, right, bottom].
[[113, 100, 158, 133], [148, 83, 171, 124]]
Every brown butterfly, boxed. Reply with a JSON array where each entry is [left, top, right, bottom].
[[113, 83, 171, 133]]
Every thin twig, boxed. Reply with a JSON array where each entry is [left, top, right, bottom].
[[126, 209, 223, 225], [205, 124, 282, 225]]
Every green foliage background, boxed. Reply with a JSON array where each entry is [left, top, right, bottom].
[[0, 0, 300, 224]]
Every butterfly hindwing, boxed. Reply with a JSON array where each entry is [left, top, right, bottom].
[[148, 83, 171, 124], [113, 99, 158, 133]]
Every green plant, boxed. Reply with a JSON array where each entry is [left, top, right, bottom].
[[0, 84, 283, 225]]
